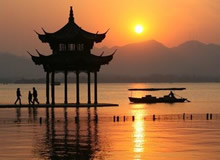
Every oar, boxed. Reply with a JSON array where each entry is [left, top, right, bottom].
[[174, 93, 191, 102]]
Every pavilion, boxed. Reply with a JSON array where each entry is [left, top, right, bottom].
[[29, 7, 116, 105]]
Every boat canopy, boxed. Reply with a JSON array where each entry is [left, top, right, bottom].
[[128, 88, 186, 91]]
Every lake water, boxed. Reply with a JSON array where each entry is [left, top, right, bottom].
[[0, 83, 220, 160]]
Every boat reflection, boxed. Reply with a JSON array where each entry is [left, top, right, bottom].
[[34, 107, 101, 160]]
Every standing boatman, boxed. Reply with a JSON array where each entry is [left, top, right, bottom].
[[168, 91, 175, 98]]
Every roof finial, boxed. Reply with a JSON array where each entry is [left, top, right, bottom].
[[69, 6, 74, 22]]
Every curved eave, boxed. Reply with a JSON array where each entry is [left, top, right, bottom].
[[29, 50, 116, 69], [38, 34, 49, 43], [93, 33, 106, 43], [37, 21, 107, 43], [91, 54, 114, 65], [31, 55, 43, 65], [28, 50, 50, 65], [38, 32, 106, 43]]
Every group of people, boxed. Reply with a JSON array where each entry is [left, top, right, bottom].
[[14, 87, 39, 105]]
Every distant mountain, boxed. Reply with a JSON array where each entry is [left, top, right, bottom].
[[0, 40, 220, 82], [94, 40, 220, 77], [0, 53, 44, 82]]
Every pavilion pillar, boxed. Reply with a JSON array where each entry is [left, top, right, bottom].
[[88, 72, 91, 104], [51, 71, 55, 105], [64, 71, 68, 104], [94, 72, 98, 104], [76, 71, 80, 104], [46, 72, 50, 104]]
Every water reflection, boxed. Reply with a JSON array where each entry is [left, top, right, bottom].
[[33, 107, 38, 121], [131, 105, 146, 160], [27, 106, 38, 121], [16, 106, 38, 122], [34, 107, 101, 160], [16, 107, 21, 122]]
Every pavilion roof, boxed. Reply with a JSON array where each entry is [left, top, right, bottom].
[[28, 50, 116, 72], [36, 7, 108, 43]]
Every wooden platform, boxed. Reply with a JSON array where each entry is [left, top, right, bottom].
[[0, 103, 119, 108]]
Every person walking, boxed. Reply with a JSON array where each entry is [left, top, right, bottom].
[[28, 91, 33, 105], [14, 88, 22, 105], [33, 87, 39, 105]]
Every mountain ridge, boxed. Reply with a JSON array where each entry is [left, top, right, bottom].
[[1, 40, 220, 82]]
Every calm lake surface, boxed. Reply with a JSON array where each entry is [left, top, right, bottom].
[[0, 83, 220, 160]]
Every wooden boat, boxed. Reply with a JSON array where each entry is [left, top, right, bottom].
[[129, 96, 187, 103], [128, 88, 189, 104]]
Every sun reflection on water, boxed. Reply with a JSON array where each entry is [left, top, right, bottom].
[[131, 105, 146, 160]]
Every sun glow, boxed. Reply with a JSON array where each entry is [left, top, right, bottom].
[[135, 25, 144, 34]]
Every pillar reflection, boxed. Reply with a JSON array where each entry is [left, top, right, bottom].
[[64, 107, 69, 156], [94, 107, 98, 147], [35, 107, 102, 160]]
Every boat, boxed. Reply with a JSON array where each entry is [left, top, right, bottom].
[[128, 88, 189, 104]]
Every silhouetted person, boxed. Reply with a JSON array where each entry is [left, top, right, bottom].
[[33, 87, 39, 105], [28, 91, 33, 105], [168, 91, 175, 98], [14, 88, 22, 105]]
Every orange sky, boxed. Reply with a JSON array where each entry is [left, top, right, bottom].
[[0, 0, 220, 56]]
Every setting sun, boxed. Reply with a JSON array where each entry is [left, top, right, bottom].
[[135, 25, 144, 34]]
